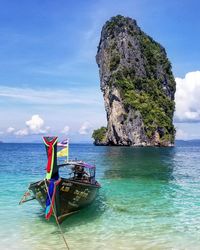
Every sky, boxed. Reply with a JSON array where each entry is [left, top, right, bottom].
[[0, 0, 200, 142]]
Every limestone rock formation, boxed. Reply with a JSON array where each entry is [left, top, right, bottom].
[[95, 15, 176, 146]]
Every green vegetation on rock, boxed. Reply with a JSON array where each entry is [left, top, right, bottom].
[[139, 34, 176, 94], [92, 127, 107, 145], [110, 53, 120, 71], [113, 68, 175, 141]]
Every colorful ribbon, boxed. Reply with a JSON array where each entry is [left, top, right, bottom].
[[45, 178, 61, 220]]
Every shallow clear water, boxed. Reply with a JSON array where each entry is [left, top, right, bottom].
[[0, 142, 200, 249]]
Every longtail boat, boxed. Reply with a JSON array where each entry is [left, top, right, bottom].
[[20, 137, 101, 224]]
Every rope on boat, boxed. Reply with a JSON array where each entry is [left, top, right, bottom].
[[44, 179, 70, 250]]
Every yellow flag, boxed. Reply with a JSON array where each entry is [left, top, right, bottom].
[[57, 147, 68, 157]]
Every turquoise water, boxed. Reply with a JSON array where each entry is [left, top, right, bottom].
[[0, 143, 200, 249]]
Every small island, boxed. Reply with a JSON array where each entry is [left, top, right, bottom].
[[94, 15, 176, 146], [92, 127, 107, 145]]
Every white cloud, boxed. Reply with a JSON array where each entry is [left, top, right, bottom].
[[175, 71, 200, 122], [79, 121, 92, 135], [6, 127, 15, 133], [61, 126, 70, 134], [26, 114, 46, 134], [14, 128, 29, 136], [14, 114, 50, 136]]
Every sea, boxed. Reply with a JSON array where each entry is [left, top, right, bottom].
[[0, 141, 200, 250]]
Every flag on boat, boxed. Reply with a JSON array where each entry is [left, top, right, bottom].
[[57, 147, 68, 158], [57, 138, 69, 161], [57, 139, 68, 147]]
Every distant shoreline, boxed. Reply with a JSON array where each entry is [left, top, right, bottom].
[[0, 140, 200, 144]]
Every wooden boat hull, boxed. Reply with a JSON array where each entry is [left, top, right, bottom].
[[29, 178, 100, 223]]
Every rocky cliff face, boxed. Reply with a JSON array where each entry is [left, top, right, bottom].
[[95, 15, 176, 146]]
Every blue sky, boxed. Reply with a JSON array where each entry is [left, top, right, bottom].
[[0, 0, 200, 142]]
